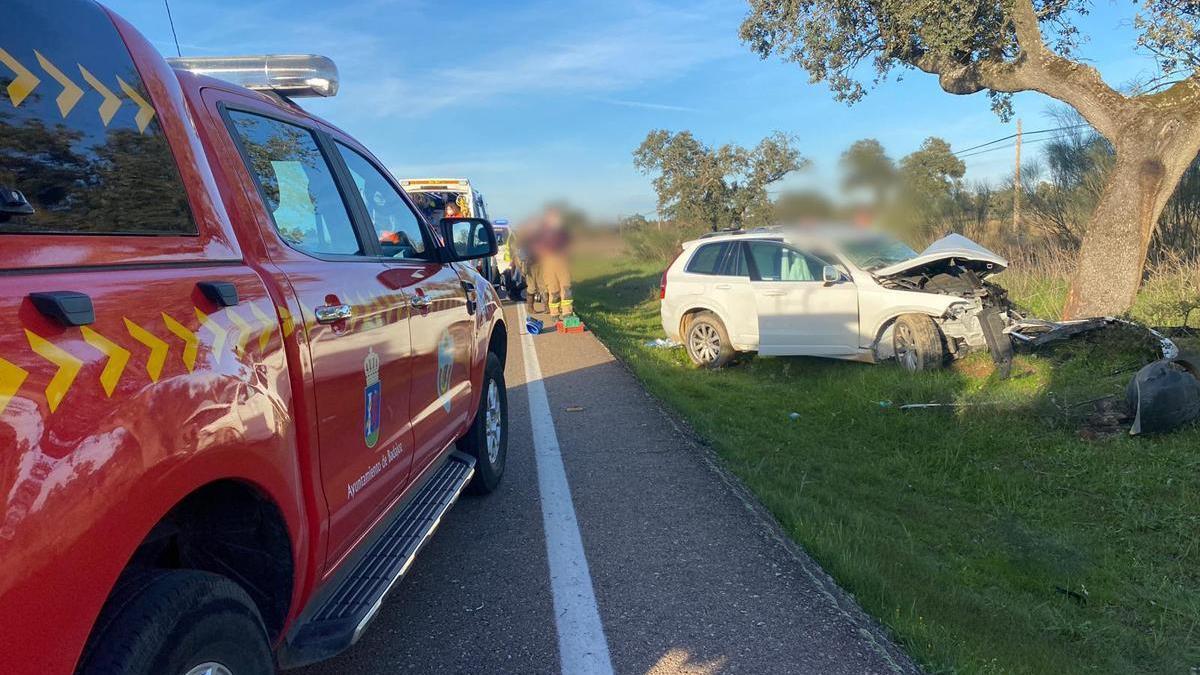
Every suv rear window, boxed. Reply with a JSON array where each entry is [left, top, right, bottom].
[[0, 0, 195, 236], [686, 242, 729, 275]]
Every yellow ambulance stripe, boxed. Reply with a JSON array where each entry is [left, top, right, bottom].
[[80, 326, 131, 397], [78, 64, 121, 126], [248, 302, 275, 351], [225, 308, 253, 354], [195, 308, 228, 359], [0, 356, 30, 415], [34, 51, 83, 118], [162, 313, 199, 372], [124, 318, 169, 382], [25, 330, 83, 413], [0, 48, 40, 107], [278, 305, 296, 339]]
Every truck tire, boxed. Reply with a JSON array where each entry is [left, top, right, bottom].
[[893, 313, 945, 372], [685, 312, 736, 369], [78, 569, 273, 675], [458, 352, 508, 495]]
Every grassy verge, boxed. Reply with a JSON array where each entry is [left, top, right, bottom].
[[573, 256, 1199, 674]]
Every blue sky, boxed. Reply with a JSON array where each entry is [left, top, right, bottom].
[[105, 0, 1163, 221]]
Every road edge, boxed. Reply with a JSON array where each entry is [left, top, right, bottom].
[[582, 331, 922, 674]]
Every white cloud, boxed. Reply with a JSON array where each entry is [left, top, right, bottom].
[[352, 0, 738, 118]]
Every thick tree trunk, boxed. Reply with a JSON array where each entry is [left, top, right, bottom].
[[1063, 126, 1200, 319]]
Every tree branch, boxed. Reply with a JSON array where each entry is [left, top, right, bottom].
[[909, 0, 1130, 142]]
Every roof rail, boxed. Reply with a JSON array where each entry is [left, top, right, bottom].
[[698, 226, 779, 239]]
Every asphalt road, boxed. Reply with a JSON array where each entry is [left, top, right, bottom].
[[299, 304, 917, 674]]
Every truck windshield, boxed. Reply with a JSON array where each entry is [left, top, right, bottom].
[[840, 236, 918, 271]]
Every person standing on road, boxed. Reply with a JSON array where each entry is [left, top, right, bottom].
[[531, 207, 573, 317], [516, 220, 546, 313]]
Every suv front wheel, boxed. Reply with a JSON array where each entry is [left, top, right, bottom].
[[685, 312, 736, 369], [893, 313, 946, 372]]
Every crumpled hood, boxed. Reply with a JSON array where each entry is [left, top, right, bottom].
[[873, 233, 1008, 278]]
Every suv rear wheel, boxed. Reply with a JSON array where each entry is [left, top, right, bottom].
[[78, 570, 273, 675], [685, 312, 736, 369], [893, 313, 946, 372]]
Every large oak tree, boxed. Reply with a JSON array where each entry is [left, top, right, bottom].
[[740, 0, 1200, 318]]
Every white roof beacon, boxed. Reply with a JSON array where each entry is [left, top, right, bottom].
[[166, 54, 339, 98]]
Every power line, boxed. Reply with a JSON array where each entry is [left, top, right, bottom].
[[956, 136, 1057, 160], [952, 123, 1089, 156]]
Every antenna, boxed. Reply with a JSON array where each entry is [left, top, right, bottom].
[[163, 0, 182, 57]]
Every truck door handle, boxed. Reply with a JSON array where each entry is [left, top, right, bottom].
[[29, 291, 94, 326], [714, 283, 732, 290], [461, 281, 477, 314], [314, 304, 352, 324], [762, 289, 786, 297], [409, 294, 431, 309]]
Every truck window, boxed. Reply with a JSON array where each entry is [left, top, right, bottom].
[[226, 111, 362, 257], [335, 143, 430, 260], [0, 0, 194, 236]]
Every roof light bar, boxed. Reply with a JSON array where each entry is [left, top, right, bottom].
[[166, 54, 339, 98]]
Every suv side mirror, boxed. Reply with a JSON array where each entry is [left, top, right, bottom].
[[439, 217, 498, 262], [822, 264, 841, 285]]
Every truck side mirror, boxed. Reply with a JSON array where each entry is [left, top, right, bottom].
[[0, 187, 35, 222], [439, 217, 498, 263]]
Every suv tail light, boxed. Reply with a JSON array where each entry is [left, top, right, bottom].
[[660, 249, 683, 300]]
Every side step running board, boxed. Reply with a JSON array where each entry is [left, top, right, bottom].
[[278, 452, 475, 669]]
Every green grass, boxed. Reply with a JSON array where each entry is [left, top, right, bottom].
[[574, 257, 1200, 674]]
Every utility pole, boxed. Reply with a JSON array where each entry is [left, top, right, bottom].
[[1013, 118, 1022, 229]]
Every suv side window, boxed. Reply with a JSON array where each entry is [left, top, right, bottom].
[[226, 111, 362, 257], [686, 242, 730, 275], [0, 0, 194, 236], [335, 144, 430, 260], [721, 242, 749, 277], [746, 241, 825, 282]]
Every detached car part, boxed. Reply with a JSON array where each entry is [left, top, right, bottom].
[[1126, 358, 1200, 435]]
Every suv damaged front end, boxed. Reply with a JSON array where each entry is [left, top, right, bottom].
[[872, 234, 1020, 375]]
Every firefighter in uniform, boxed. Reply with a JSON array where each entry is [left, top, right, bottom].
[[531, 207, 572, 317], [514, 220, 545, 313]]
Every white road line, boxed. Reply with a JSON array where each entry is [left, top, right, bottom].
[[517, 306, 614, 675]]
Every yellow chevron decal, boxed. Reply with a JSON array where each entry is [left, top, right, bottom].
[[78, 65, 121, 126], [0, 356, 30, 415], [249, 302, 276, 351], [162, 313, 199, 372], [116, 76, 155, 133], [25, 330, 83, 413], [277, 305, 296, 339], [124, 318, 168, 382], [226, 308, 253, 354], [0, 48, 40, 107], [34, 51, 83, 118], [80, 326, 131, 397], [195, 308, 228, 358]]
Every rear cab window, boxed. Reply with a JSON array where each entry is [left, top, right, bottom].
[[0, 0, 193, 239]]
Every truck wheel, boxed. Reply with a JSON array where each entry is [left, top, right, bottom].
[[459, 352, 507, 495], [893, 313, 945, 372], [685, 312, 736, 369], [78, 570, 273, 675]]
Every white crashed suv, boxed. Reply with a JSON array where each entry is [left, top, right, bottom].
[[659, 227, 1015, 371]]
